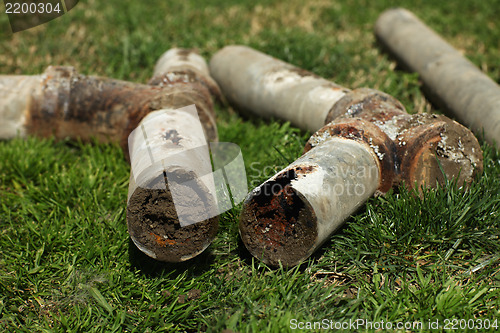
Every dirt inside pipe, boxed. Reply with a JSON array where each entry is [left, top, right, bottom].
[[127, 170, 218, 262], [239, 169, 317, 267]]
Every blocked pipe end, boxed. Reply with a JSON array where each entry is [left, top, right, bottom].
[[239, 137, 381, 267], [239, 168, 318, 267], [127, 171, 218, 262]]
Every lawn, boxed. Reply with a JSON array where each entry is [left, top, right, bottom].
[[1, 0, 499, 332]]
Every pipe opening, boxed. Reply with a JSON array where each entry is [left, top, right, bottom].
[[239, 168, 317, 267], [127, 170, 218, 262]]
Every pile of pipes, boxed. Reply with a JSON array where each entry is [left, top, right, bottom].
[[2, 8, 497, 267]]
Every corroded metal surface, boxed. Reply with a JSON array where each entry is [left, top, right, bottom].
[[149, 48, 223, 103], [0, 49, 223, 263], [240, 137, 380, 267], [396, 114, 483, 189], [126, 108, 219, 262], [126, 49, 221, 262], [305, 117, 396, 194], [326, 88, 408, 125], [239, 167, 318, 267], [125, 80, 217, 156], [28, 66, 158, 143], [219, 47, 485, 267], [12, 64, 218, 160], [323, 88, 483, 190]]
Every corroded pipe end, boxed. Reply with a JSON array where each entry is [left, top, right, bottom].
[[239, 168, 318, 267], [305, 118, 395, 194], [397, 114, 483, 190], [240, 137, 381, 267], [323, 87, 484, 191], [127, 171, 218, 262]]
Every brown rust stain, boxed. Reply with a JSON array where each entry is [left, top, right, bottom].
[[28, 66, 158, 143], [325, 88, 407, 125], [149, 70, 223, 105], [315, 87, 482, 192], [396, 114, 483, 189], [250, 171, 301, 247], [239, 167, 318, 266], [294, 164, 317, 174], [25, 64, 220, 161], [150, 232, 167, 247], [149, 232, 177, 247]]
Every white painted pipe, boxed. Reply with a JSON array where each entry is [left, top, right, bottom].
[[375, 8, 500, 148], [239, 137, 380, 267], [126, 105, 219, 262], [210, 45, 349, 133]]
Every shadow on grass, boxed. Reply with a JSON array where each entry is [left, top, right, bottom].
[[128, 237, 217, 277]]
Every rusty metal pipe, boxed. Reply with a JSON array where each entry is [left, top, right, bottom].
[[0, 65, 217, 149], [0, 49, 221, 262], [323, 88, 483, 190], [210, 46, 482, 191], [150, 48, 223, 103], [126, 105, 219, 262], [210, 45, 483, 266], [127, 49, 221, 262], [375, 8, 500, 149], [240, 136, 380, 267]]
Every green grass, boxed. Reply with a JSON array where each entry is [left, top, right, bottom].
[[1, 0, 500, 332]]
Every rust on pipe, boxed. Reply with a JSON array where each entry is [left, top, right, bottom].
[[210, 46, 482, 190], [149, 48, 223, 104], [0, 65, 218, 153], [210, 46, 483, 267], [240, 136, 381, 267], [375, 8, 500, 149], [0, 48, 221, 262], [126, 106, 219, 262], [323, 88, 483, 190], [125, 49, 221, 262]]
